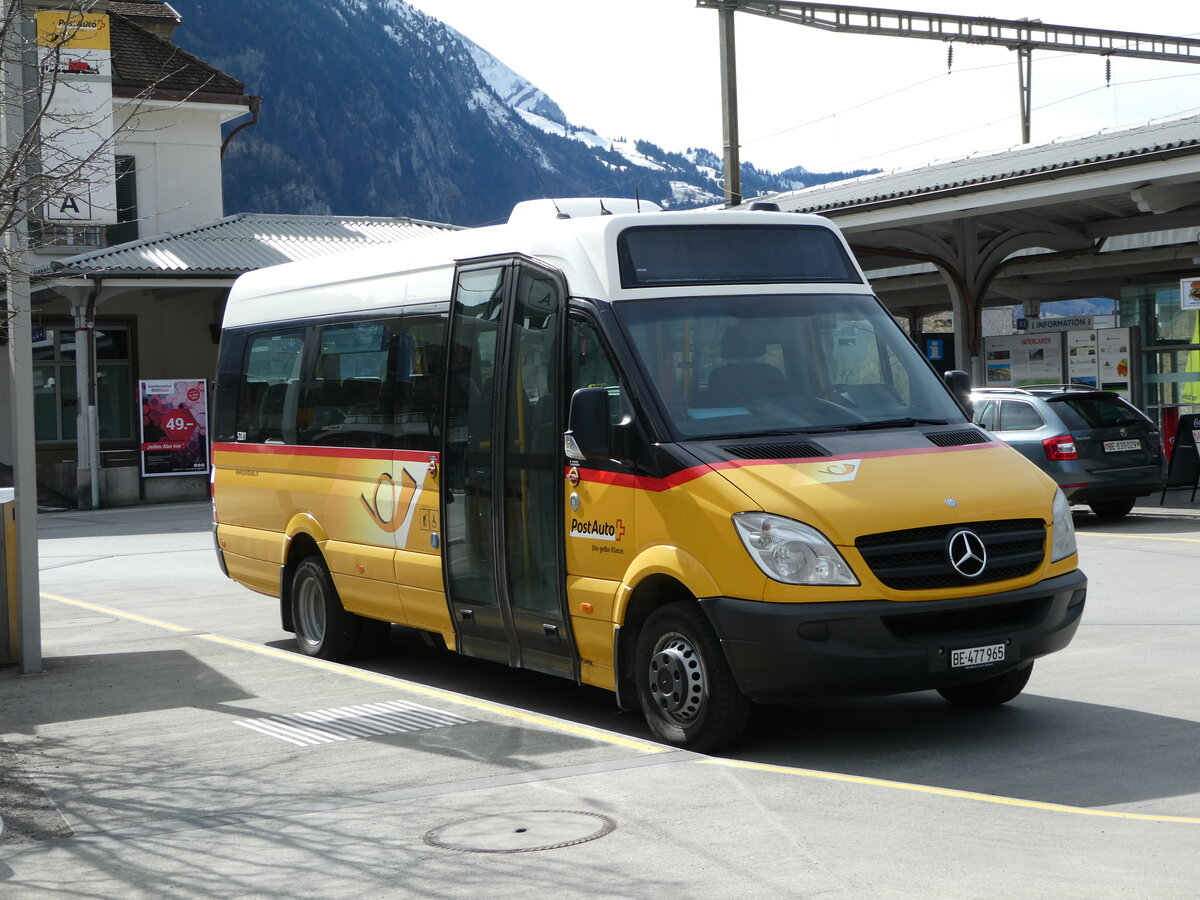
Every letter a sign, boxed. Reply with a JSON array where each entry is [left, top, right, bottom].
[[42, 191, 93, 222]]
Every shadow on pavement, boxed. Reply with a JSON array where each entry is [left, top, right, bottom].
[[350, 628, 1200, 815]]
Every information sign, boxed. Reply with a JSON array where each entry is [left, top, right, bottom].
[[983, 333, 1063, 387]]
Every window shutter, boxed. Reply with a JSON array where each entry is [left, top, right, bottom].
[[105, 156, 139, 246]]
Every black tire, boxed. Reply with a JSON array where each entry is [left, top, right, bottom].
[[290, 556, 361, 661], [634, 602, 751, 753], [937, 662, 1033, 708], [1089, 498, 1136, 520]]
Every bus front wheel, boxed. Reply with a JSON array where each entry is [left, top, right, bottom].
[[937, 661, 1033, 708], [291, 556, 360, 661], [634, 602, 751, 753]]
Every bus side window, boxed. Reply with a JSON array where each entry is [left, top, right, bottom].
[[568, 316, 624, 426], [395, 311, 448, 451], [237, 329, 305, 443], [298, 319, 396, 448]]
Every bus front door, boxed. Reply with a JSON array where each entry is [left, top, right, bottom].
[[442, 261, 577, 680]]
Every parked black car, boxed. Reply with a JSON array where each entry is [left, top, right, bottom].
[[971, 385, 1166, 520]]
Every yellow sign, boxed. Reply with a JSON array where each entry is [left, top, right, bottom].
[[36, 11, 111, 51]]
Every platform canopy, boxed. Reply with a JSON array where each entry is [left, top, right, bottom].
[[749, 113, 1200, 371]]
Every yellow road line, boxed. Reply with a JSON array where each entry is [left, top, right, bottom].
[[46, 593, 194, 633], [1077, 532, 1200, 543], [44, 592, 1200, 825], [705, 758, 1200, 824]]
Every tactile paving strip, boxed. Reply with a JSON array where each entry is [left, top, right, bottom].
[[234, 699, 472, 746]]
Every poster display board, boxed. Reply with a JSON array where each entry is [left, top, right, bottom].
[[138, 379, 210, 477], [1180, 277, 1200, 311], [1065, 330, 1098, 387], [1065, 327, 1135, 401], [1161, 413, 1200, 504], [984, 333, 1064, 387]]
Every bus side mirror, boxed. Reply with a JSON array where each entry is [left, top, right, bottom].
[[943, 369, 973, 417], [565, 387, 611, 460]]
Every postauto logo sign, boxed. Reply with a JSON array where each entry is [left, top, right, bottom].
[[570, 518, 625, 541]]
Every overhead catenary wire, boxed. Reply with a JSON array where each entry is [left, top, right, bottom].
[[833, 69, 1200, 170], [741, 43, 1199, 154]]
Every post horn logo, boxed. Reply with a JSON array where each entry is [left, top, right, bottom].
[[361, 469, 419, 534]]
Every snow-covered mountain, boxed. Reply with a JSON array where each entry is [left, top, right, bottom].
[[171, 0, 873, 225]]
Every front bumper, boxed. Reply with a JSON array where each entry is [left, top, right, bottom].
[[700, 570, 1087, 704]]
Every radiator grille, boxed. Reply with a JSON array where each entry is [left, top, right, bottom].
[[855, 518, 1045, 590]]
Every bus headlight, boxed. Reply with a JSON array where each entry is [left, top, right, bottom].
[[1050, 488, 1077, 562], [733, 513, 858, 585]]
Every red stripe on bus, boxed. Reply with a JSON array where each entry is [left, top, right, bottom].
[[212, 442, 437, 464], [573, 442, 999, 492]]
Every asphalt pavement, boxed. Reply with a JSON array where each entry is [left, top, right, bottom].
[[2, 494, 1199, 898]]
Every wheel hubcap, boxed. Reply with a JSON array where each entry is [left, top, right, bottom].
[[648, 633, 706, 725], [295, 574, 326, 649]]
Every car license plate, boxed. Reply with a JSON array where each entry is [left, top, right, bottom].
[[951, 643, 1005, 668], [1103, 439, 1141, 452]]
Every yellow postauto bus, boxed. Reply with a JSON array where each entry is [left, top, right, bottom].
[[212, 198, 1086, 751]]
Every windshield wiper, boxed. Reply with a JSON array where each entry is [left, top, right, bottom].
[[843, 417, 949, 431]]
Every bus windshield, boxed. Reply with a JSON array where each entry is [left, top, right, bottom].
[[615, 293, 966, 440]]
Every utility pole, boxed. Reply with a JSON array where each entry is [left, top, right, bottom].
[[718, 2, 742, 207], [698, 1, 1200, 196], [2, 0, 42, 674]]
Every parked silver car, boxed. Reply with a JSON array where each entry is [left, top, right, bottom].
[[971, 385, 1166, 520]]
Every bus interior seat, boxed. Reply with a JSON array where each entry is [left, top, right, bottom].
[[236, 381, 268, 440], [258, 382, 290, 441], [307, 380, 347, 430], [706, 324, 789, 406]]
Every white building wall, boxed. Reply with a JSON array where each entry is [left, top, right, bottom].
[[114, 100, 237, 236]]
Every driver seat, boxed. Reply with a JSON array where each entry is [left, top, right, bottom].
[[707, 325, 788, 406]]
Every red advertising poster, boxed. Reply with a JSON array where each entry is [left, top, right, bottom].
[[139, 379, 210, 477]]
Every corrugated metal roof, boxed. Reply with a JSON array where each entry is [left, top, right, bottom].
[[36, 213, 460, 279], [760, 113, 1200, 214]]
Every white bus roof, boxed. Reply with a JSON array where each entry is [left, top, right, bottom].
[[222, 203, 866, 330]]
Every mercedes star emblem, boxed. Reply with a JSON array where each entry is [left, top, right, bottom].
[[947, 529, 988, 578]]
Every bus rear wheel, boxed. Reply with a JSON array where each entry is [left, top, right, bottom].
[[634, 602, 751, 753], [291, 556, 361, 662]]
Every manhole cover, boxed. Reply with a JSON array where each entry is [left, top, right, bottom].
[[423, 810, 616, 853]]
